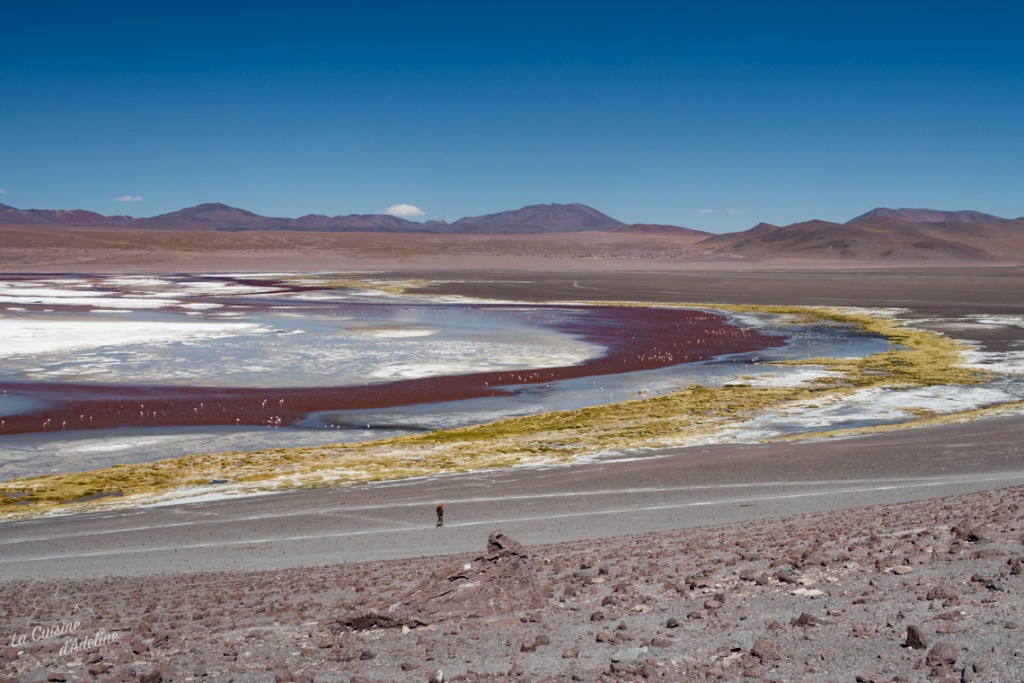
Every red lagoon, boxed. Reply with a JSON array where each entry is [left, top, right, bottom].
[[0, 305, 786, 437]]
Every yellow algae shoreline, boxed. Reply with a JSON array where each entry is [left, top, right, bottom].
[[0, 300, 1005, 519]]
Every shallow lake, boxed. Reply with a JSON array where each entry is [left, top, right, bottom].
[[0, 274, 888, 479]]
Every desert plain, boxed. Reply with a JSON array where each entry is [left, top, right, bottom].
[[1, 229, 1024, 682]]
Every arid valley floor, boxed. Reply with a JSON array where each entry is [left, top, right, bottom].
[[1, 237, 1023, 682]]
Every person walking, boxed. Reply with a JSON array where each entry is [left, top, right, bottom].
[[436, 503, 444, 527]]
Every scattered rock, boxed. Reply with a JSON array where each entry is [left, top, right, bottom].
[[967, 524, 995, 542], [875, 555, 903, 571], [686, 572, 714, 588], [128, 638, 149, 655], [926, 586, 958, 602], [343, 613, 408, 631], [971, 574, 1004, 591], [925, 642, 958, 667], [904, 625, 927, 650], [952, 520, 975, 541], [773, 570, 798, 584], [750, 637, 777, 662], [350, 531, 546, 627], [88, 662, 114, 676], [791, 612, 820, 628]]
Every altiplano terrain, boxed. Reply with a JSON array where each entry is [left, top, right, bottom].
[[1, 238, 1023, 681]]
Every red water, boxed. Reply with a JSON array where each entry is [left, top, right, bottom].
[[0, 305, 786, 436]]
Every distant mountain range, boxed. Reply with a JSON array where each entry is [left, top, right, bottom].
[[0, 201, 629, 234], [2, 201, 1022, 261], [712, 209, 1024, 261]]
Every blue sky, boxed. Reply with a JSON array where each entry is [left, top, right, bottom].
[[2, 2, 1022, 232]]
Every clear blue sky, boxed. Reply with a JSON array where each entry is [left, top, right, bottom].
[[2, 1, 1021, 232]]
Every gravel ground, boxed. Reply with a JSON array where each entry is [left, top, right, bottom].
[[3, 484, 1023, 683]]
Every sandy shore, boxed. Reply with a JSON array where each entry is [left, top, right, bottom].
[[2, 255, 1024, 681]]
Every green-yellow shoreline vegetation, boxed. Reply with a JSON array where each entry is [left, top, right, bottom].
[[0, 296, 1005, 519]]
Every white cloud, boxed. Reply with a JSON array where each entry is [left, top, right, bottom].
[[726, 208, 741, 215], [113, 195, 143, 202], [384, 203, 425, 217], [697, 208, 716, 214], [0, 188, 7, 195]]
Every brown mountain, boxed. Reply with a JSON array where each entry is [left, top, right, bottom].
[[0, 203, 132, 227], [608, 223, 712, 241], [717, 214, 1024, 261], [848, 207, 1004, 224], [446, 203, 625, 234], [289, 213, 419, 231], [695, 222, 781, 249], [132, 203, 291, 230]]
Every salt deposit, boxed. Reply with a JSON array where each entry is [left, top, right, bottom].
[[0, 275, 604, 387], [0, 319, 266, 357]]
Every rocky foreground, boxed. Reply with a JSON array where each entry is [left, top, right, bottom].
[[3, 485, 1024, 683]]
